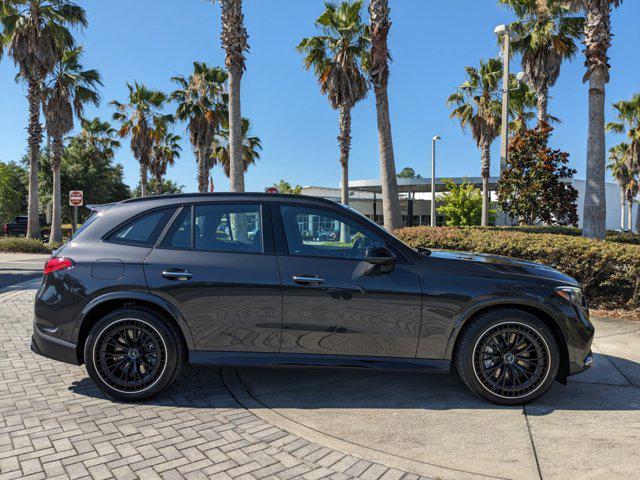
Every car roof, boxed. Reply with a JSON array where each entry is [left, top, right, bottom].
[[118, 192, 343, 208]]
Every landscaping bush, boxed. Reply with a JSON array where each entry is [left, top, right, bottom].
[[396, 226, 640, 309], [0, 237, 52, 254]]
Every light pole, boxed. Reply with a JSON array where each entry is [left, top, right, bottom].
[[431, 135, 441, 227], [494, 24, 510, 176]]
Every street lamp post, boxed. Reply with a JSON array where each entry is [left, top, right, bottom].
[[431, 135, 441, 227], [495, 24, 511, 175]]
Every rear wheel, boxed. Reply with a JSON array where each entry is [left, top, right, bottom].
[[455, 308, 559, 405], [84, 307, 184, 401]]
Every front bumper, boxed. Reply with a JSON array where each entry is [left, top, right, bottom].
[[31, 326, 80, 365]]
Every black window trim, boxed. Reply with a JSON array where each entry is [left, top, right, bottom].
[[103, 206, 178, 248], [271, 202, 409, 264], [154, 200, 275, 255]]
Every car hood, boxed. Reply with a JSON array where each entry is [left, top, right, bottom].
[[428, 249, 579, 286]]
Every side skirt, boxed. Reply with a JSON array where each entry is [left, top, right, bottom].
[[189, 351, 451, 372]]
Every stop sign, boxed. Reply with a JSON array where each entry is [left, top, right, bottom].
[[265, 187, 279, 194], [69, 190, 83, 207]]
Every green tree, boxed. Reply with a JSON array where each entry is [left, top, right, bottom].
[[212, 118, 262, 180], [2, 0, 87, 239], [607, 143, 636, 231], [369, 0, 402, 232], [0, 162, 24, 225], [447, 58, 503, 226], [149, 119, 181, 195], [606, 93, 640, 173], [171, 62, 227, 192], [43, 46, 101, 244], [298, 0, 370, 207], [499, 0, 584, 124], [132, 179, 183, 198], [272, 179, 302, 194], [497, 123, 578, 226], [397, 167, 422, 179], [439, 179, 488, 226], [570, 0, 623, 239], [111, 82, 168, 197], [216, 0, 249, 192]]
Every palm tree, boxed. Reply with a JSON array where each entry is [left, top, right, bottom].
[[606, 93, 640, 173], [171, 62, 227, 192], [369, 0, 401, 231], [78, 117, 121, 159], [499, 0, 584, 125], [212, 118, 262, 179], [216, 0, 249, 192], [570, 0, 623, 239], [2, 0, 87, 239], [297, 0, 369, 207], [448, 58, 503, 226], [111, 82, 167, 197], [508, 77, 560, 136], [607, 143, 635, 231], [43, 46, 101, 244], [150, 119, 181, 195]]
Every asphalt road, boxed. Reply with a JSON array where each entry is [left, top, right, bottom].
[[0, 253, 49, 290]]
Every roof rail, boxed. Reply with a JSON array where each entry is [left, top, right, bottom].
[[119, 192, 342, 206]]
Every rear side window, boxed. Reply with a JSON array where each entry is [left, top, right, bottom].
[[194, 204, 263, 253], [159, 207, 192, 250], [108, 208, 176, 247]]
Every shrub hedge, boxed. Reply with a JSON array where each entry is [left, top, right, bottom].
[[396, 226, 640, 309], [0, 237, 53, 254]]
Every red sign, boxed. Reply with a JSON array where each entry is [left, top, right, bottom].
[[69, 190, 83, 207], [265, 187, 279, 194]]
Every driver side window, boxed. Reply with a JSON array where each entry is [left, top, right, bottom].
[[280, 206, 384, 259]]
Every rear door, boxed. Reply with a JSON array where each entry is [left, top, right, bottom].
[[144, 202, 283, 352]]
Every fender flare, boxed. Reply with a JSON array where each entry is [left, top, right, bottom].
[[443, 296, 567, 359], [75, 290, 195, 350]]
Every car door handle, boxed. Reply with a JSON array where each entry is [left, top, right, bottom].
[[162, 270, 193, 281], [292, 275, 325, 285]]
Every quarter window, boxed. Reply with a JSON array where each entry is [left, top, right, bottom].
[[194, 204, 263, 253], [280, 206, 385, 259], [159, 207, 192, 250], [108, 208, 176, 246]]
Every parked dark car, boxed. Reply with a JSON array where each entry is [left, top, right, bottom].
[[2, 215, 48, 236], [31, 193, 594, 405]]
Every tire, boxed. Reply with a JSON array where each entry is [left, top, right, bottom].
[[454, 308, 559, 405], [84, 307, 185, 401]]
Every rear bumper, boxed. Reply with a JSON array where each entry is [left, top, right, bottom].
[[31, 326, 80, 366]]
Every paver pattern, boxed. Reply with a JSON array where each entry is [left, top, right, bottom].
[[0, 289, 430, 480]]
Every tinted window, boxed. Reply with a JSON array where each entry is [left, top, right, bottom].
[[159, 207, 192, 250], [194, 204, 263, 253], [280, 206, 385, 259], [108, 208, 175, 246]]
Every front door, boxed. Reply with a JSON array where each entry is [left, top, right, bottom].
[[274, 204, 422, 358], [144, 203, 282, 352]]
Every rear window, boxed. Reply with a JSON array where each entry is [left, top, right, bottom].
[[108, 208, 176, 247]]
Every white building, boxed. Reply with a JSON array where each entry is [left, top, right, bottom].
[[300, 177, 635, 231]]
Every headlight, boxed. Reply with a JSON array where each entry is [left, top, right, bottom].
[[555, 286, 586, 307]]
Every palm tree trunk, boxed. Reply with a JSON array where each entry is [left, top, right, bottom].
[[338, 106, 351, 206], [197, 149, 209, 193], [373, 84, 402, 231], [635, 198, 640, 234], [49, 134, 63, 245], [228, 69, 244, 192], [627, 197, 633, 232], [156, 173, 163, 195], [536, 85, 549, 125], [582, 68, 607, 239], [480, 142, 491, 227], [26, 77, 42, 239], [139, 161, 148, 197], [620, 189, 626, 231]]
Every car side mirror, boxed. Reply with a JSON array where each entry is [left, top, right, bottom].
[[364, 245, 396, 272]]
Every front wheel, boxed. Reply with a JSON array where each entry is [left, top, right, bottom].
[[84, 307, 184, 401], [454, 308, 559, 405]]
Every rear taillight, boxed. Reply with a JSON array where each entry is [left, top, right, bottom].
[[44, 257, 74, 276]]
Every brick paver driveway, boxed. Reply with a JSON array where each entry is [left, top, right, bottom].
[[0, 288, 429, 480]]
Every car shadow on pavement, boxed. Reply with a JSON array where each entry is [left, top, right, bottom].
[[69, 352, 639, 414]]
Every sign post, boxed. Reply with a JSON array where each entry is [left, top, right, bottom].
[[69, 191, 83, 233]]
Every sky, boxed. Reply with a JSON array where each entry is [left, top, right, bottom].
[[1, 0, 639, 194]]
